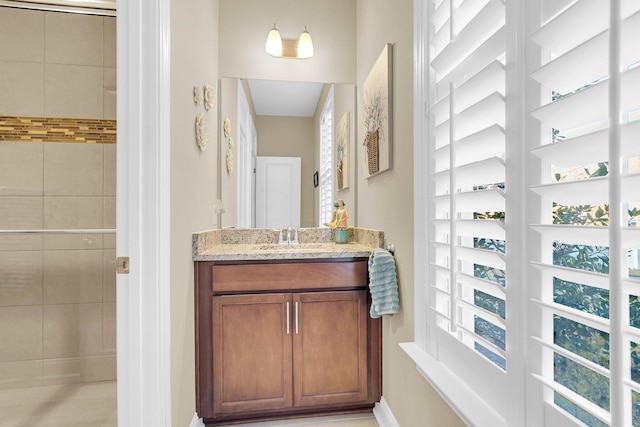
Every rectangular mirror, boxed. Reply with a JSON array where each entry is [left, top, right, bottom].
[[218, 78, 356, 229]]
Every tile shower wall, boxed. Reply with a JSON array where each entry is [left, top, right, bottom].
[[0, 142, 116, 389], [0, 116, 117, 144], [0, 8, 116, 118], [0, 8, 117, 390]]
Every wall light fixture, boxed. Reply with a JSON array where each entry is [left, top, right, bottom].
[[265, 24, 314, 59]]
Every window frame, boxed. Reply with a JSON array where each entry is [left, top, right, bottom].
[[406, 1, 639, 427], [403, 1, 519, 426], [319, 86, 334, 226]]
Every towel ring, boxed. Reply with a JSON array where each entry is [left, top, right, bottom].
[[387, 243, 395, 255]]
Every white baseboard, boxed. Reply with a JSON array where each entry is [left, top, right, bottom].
[[189, 412, 205, 427], [373, 397, 400, 427], [191, 404, 396, 427]]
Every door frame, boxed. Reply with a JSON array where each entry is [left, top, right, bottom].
[[117, 0, 172, 425], [237, 81, 254, 228]]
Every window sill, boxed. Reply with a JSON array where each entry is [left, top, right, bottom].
[[399, 342, 507, 427]]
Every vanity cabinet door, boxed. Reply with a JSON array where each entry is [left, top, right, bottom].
[[292, 290, 369, 407], [212, 293, 293, 414]]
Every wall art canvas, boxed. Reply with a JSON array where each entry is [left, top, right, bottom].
[[363, 43, 393, 178], [336, 112, 350, 190]]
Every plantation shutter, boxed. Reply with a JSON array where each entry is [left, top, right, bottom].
[[528, 1, 640, 426], [427, 0, 508, 415], [319, 88, 333, 226]]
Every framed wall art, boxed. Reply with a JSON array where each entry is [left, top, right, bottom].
[[363, 43, 393, 178], [336, 112, 350, 190]]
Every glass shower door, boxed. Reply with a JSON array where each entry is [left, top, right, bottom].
[[0, 6, 118, 426], [0, 141, 118, 427]]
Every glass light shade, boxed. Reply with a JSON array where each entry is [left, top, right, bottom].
[[297, 28, 313, 59], [265, 25, 283, 57]]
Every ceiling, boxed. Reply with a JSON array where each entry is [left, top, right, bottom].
[[247, 79, 324, 118]]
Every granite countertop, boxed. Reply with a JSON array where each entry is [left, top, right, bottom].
[[193, 227, 384, 261]]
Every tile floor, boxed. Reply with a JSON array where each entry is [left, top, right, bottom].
[[0, 381, 378, 427], [0, 381, 117, 427], [232, 413, 379, 427]]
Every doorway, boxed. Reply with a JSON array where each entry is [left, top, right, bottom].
[[0, 5, 117, 426]]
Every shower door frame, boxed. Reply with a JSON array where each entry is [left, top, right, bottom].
[[117, 0, 172, 425]]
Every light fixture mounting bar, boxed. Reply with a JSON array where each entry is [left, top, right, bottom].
[[265, 24, 314, 59]]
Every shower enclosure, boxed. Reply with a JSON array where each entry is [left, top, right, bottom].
[[0, 6, 117, 426]]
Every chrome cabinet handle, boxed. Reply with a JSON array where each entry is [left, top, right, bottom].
[[286, 302, 290, 335], [295, 301, 299, 334]]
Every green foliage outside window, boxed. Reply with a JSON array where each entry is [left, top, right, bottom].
[[551, 159, 640, 425], [467, 166, 640, 422], [473, 235, 506, 368]]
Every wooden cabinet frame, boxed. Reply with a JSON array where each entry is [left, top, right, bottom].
[[195, 258, 382, 426], [213, 293, 293, 414], [292, 291, 369, 407]]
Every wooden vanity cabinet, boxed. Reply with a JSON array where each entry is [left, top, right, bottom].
[[195, 258, 381, 426], [212, 293, 293, 414], [293, 290, 369, 408]]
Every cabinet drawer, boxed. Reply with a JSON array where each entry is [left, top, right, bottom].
[[211, 261, 367, 293]]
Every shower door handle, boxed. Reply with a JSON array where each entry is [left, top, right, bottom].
[[116, 257, 130, 274]]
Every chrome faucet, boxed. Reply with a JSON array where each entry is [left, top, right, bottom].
[[278, 227, 299, 245], [289, 227, 299, 244]]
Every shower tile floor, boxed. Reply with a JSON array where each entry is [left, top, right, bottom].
[[0, 381, 378, 427], [0, 381, 117, 427]]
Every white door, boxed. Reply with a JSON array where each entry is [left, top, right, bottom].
[[255, 157, 301, 229]]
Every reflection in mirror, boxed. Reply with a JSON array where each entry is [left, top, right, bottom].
[[218, 78, 355, 230]]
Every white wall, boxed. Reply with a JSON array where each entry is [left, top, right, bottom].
[[218, 0, 356, 84], [218, 77, 239, 228], [355, 0, 465, 426], [170, 0, 219, 425], [255, 115, 315, 227], [168, 1, 467, 425], [217, 0, 357, 230]]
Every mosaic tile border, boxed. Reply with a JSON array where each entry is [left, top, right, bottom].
[[0, 116, 116, 144]]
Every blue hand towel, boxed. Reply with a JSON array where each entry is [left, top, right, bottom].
[[368, 248, 399, 318]]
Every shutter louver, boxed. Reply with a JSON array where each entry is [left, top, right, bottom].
[[428, 0, 508, 398], [319, 91, 333, 226], [414, 0, 640, 425], [528, 0, 640, 425]]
